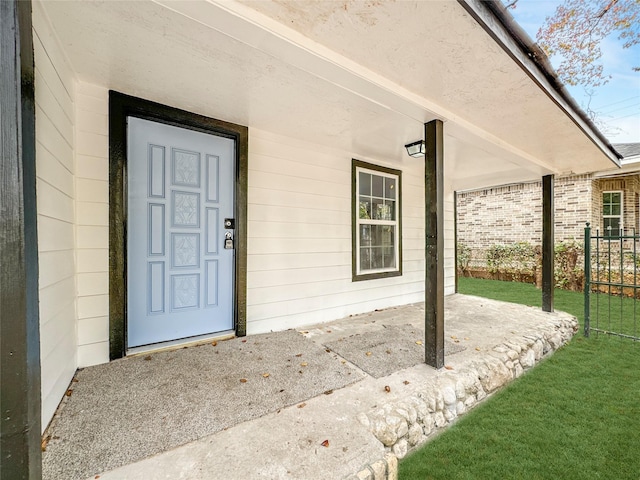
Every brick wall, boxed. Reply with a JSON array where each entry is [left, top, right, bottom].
[[456, 174, 594, 252]]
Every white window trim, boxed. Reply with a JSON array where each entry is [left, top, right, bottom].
[[603, 190, 623, 236], [354, 163, 401, 278]]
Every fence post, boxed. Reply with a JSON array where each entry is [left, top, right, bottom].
[[584, 223, 591, 337]]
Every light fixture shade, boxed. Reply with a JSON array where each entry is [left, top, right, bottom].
[[405, 140, 425, 158]]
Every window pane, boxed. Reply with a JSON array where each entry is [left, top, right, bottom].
[[371, 225, 394, 248], [370, 247, 383, 269], [603, 192, 612, 204], [383, 226, 394, 248], [360, 247, 371, 270], [359, 173, 371, 195], [603, 204, 612, 216], [383, 247, 395, 268], [385, 177, 396, 199], [359, 197, 371, 219], [371, 225, 382, 247], [373, 199, 391, 220], [385, 200, 396, 221], [360, 224, 371, 246], [604, 218, 620, 236], [611, 203, 621, 215], [372, 175, 383, 197], [611, 192, 621, 204]]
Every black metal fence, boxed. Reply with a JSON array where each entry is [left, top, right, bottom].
[[584, 223, 640, 340]]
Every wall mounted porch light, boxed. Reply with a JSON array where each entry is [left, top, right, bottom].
[[404, 140, 425, 158]]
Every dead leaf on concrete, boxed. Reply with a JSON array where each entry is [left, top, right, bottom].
[[297, 402, 307, 409], [321, 439, 329, 447], [384, 386, 391, 393], [475, 347, 481, 351], [445, 365, 454, 370], [365, 351, 372, 356], [239, 378, 248, 383], [65, 389, 73, 397], [211, 341, 217, 347], [262, 373, 270, 378], [415, 340, 423, 345], [386, 349, 391, 354], [295, 353, 303, 357], [41, 435, 50, 452], [324, 389, 334, 395], [300, 362, 308, 367], [464, 337, 470, 341], [144, 355, 152, 361], [403, 380, 410, 385]]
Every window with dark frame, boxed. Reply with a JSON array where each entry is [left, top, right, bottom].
[[603, 191, 623, 237], [352, 159, 402, 281]]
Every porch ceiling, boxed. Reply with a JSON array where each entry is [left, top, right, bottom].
[[39, 0, 619, 190]]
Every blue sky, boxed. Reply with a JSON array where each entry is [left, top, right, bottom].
[[508, 0, 640, 144]]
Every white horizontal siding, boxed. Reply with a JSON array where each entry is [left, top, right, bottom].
[[33, 0, 78, 431], [74, 82, 110, 368], [444, 189, 456, 295], [246, 129, 428, 334]]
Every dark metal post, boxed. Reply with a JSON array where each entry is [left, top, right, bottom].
[[542, 174, 554, 312], [425, 120, 444, 369], [1, 0, 42, 478], [584, 223, 591, 337]]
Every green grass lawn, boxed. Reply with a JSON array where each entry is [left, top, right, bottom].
[[399, 278, 640, 480]]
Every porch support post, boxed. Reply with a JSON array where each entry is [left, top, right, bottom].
[[0, 0, 42, 478], [425, 120, 445, 369], [542, 174, 554, 312]]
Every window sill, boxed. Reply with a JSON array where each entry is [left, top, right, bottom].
[[352, 270, 402, 282]]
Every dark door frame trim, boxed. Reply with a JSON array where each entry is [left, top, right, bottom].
[[108, 91, 248, 360]]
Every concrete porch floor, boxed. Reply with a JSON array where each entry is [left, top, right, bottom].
[[42, 294, 578, 480]]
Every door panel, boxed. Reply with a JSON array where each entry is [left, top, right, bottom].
[[127, 117, 235, 348]]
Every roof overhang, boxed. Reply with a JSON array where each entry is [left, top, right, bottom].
[[37, 0, 620, 191]]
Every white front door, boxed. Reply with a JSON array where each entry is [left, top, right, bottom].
[[127, 117, 235, 348]]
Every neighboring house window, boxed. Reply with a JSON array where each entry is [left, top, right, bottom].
[[352, 159, 402, 281], [603, 191, 623, 237]]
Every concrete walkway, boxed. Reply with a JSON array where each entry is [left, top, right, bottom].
[[42, 294, 578, 480]]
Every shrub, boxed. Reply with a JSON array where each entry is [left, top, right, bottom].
[[554, 240, 584, 291], [486, 242, 537, 275], [457, 243, 472, 273]]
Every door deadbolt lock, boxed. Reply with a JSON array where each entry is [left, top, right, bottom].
[[224, 231, 234, 250]]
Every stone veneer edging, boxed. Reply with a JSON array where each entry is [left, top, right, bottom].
[[346, 313, 578, 480]]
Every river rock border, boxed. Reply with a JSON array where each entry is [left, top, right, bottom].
[[352, 313, 578, 477]]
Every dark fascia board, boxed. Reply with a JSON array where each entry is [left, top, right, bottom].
[[457, 0, 622, 166]]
